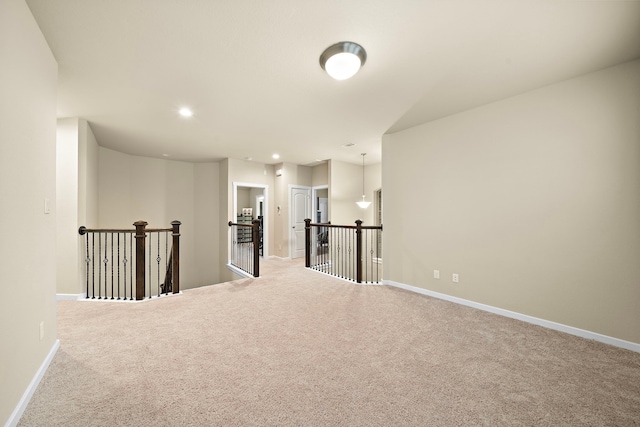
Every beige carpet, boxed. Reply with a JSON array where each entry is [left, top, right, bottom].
[[19, 258, 640, 426]]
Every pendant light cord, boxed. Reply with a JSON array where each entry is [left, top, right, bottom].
[[361, 153, 366, 196]]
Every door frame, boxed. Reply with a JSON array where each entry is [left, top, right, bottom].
[[312, 185, 329, 223], [289, 185, 311, 259], [233, 182, 269, 257]]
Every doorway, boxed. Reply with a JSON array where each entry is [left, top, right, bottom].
[[233, 182, 268, 257], [312, 186, 329, 224]]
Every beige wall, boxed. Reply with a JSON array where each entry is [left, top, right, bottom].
[[363, 163, 382, 226], [56, 118, 80, 295], [327, 160, 381, 226], [98, 148, 221, 289], [237, 187, 251, 211], [0, 0, 58, 423], [56, 118, 99, 295], [194, 162, 220, 287], [78, 120, 99, 229], [273, 162, 312, 258], [383, 59, 640, 344], [311, 162, 329, 187]]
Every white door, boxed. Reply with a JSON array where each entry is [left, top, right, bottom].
[[291, 187, 310, 259]]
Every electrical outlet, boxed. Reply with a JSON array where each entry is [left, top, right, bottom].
[[452, 273, 459, 283], [433, 269, 440, 279], [39, 321, 44, 340]]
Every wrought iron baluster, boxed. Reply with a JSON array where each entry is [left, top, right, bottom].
[[364, 229, 368, 284], [156, 231, 161, 297], [110, 232, 114, 299], [350, 228, 354, 281], [165, 231, 169, 294], [123, 233, 128, 300], [117, 233, 120, 300], [371, 230, 375, 283], [375, 229, 382, 283], [331, 227, 335, 277], [129, 233, 133, 300], [98, 232, 102, 299], [103, 232, 108, 299], [338, 228, 345, 278], [91, 233, 95, 298], [148, 232, 152, 299], [85, 233, 90, 299]]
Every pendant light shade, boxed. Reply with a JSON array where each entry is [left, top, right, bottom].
[[320, 42, 367, 80], [356, 153, 371, 209], [356, 196, 371, 209]]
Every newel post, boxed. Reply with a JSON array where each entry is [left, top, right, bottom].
[[355, 219, 363, 283], [252, 219, 260, 278], [304, 218, 311, 268], [134, 220, 148, 300], [171, 221, 181, 294]]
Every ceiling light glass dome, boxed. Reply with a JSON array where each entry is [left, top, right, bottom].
[[320, 42, 367, 80]]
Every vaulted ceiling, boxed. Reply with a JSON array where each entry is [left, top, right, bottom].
[[26, 0, 640, 165]]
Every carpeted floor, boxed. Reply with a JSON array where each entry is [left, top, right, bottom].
[[19, 258, 640, 426]]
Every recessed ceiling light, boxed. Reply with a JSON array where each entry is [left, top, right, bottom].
[[162, 154, 170, 157], [245, 157, 253, 161], [272, 154, 280, 159], [179, 107, 193, 117]]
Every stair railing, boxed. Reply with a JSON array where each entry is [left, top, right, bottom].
[[228, 219, 260, 278], [304, 218, 382, 284], [78, 220, 181, 300]]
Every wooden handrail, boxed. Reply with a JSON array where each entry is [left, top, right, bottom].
[[306, 222, 382, 230], [79, 226, 173, 233]]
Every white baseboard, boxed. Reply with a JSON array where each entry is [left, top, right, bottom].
[[384, 280, 640, 354], [226, 263, 257, 279], [56, 293, 84, 301], [5, 339, 60, 427]]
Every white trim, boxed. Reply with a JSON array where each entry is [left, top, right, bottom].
[[77, 292, 183, 303], [311, 185, 329, 223], [5, 339, 60, 427], [383, 280, 640, 354], [56, 293, 84, 301], [226, 262, 258, 279], [307, 264, 383, 286], [267, 255, 292, 261]]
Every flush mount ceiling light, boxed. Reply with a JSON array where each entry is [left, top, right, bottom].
[[320, 41, 367, 80], [179, 107, 193, 117]]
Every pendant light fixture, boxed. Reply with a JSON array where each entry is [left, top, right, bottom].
[[320, 41, 367, 80], [356, 153, 371, 209]]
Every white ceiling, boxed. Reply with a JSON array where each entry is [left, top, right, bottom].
[[25, 0, 640, 166]]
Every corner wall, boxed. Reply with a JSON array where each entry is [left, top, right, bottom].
[[98, 148, 221, 288], [56, 118, 99, 295], [0, 0, 58, 423], [382, 59, 640, 344], [329, 160, 381, 226]]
